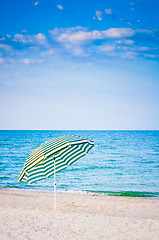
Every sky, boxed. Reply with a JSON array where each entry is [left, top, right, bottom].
[[0, 0, 159, 130]]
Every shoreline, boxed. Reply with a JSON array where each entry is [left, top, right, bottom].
[[1, 187, 159, 199], [0, 189, 159, 239]]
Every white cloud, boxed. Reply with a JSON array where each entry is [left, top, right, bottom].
[[144, 54, 158, 58], [6, 34, 11, 38], [115, 40, 134, 45], [34, 2, 39, 6], [21, 58, 43, 64], [127, 22, 132, 26], [0, 58, 14, 64], [12, 39, 17, 42], [95, 10, 103, 21], [106, 28, 134, 38], [130, 7, 135, 11], [14, 33, 47, 45], [49, 26, 86, 36], [125, 40, 134, 44], [35, 33, 46, 44], [14, 34, 27, 43], [49, 27, 139, 59], [115, 40, 122, 44], [0, 37, 5, 41], [105, 8, 112, 15], [137, 20, 141, 22], [22, 29, 27, 33], [0, 58, 4, 63], [122, 46, 128, 50], [21, 58, 30, 64], [0, 57, 43, 65], [100, 45, 115, 52], [0, 43, 26, 59], [139, 47, 149, 51], [57, 5, 64, 10], [41, 49, 54, 57], [0, 44, 12, 51], [129, 3, 135, 5], [122, 51, 137, 59], [4, 26, 155, 63], [54, 28, 135, 43], [72, 47, 88, 57], [136, 29, 152, 34]]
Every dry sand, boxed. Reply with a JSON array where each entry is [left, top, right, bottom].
[[0, 189, 159, 240]]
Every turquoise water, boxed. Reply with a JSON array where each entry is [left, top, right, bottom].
[[0, 130, 159, 198]]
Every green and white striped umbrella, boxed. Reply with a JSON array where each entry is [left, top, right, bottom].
[[18, 135, 94, 184]]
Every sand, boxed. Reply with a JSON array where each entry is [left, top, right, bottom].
[[0, 189, 159, 240]]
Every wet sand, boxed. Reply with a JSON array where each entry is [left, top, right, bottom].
[[0, 189, 159, 240]]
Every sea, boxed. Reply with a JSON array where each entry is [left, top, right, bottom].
[[0, 130, 159, 198]]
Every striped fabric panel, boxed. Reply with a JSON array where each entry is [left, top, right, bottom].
[[18, 138, 69, 181], [18, 146, 45, 181], [24, 145, 81, 183], [18, 145, 44, 181], [43, 138, 69, 157], [61, 135, 89, 144], [21, 141, 93, 184]]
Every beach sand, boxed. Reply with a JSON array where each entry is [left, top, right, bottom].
[[0, 189, 159, 240]]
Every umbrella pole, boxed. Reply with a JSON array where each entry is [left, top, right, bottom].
[[54, 159, 56, 211]]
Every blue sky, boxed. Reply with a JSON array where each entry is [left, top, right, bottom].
[[0, 0, 159, 130]]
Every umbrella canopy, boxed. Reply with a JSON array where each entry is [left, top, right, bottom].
[[18, 135, 94, 184]]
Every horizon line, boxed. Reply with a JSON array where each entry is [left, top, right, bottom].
[[0, 129, 159, 131]]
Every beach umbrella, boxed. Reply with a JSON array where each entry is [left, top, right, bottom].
[[18, 135, 94, 210]]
